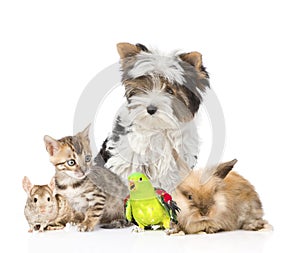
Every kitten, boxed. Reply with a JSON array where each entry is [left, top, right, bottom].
[[44, 125, 130, 232]]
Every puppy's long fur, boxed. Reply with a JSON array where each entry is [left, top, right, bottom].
[[94, 43, 209, 192]]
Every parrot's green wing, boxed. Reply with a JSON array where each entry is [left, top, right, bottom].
[[124, 196, 132, 222], [124, 195, 140, 226], [155, 188, 180, 223]]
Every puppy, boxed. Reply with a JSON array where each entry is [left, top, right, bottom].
[[95, 43, 209, 192]]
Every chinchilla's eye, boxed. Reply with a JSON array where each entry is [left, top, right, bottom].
[[85, 155, 91, 163], [47, 197, 50, 202], [67, 159, 76, 166], [34, 198, 38, 203], [188, 195, 193, 200]]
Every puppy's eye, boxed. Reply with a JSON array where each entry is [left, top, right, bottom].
[[67, 159, 76, 166], [34, 198, 38, 203], [165, 87, 174, 95], [85, 155, 91, 163], [127, 90, 136, 98]]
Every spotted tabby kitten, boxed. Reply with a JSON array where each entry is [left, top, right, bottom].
[[44, 125, 129, 232]]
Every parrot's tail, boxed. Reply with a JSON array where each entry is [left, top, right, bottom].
[[98, 219, 133, 229]]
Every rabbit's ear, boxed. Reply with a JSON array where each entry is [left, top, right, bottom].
[[214, 159, 237, 179]]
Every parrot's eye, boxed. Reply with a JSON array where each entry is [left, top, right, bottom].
[[139, 177, 143, 182]]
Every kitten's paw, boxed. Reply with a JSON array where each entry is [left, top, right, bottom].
[[78, 222, 94, 232]]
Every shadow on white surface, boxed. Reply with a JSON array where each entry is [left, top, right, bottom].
[[26, 226, 274, 253]]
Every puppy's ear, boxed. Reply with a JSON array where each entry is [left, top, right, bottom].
[[179, 51, 209, 82], [180, 52, 203, 70], [214, 159, 238, 179], [117, 43, 142, 59]]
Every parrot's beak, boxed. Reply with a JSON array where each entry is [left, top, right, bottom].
[[129, 180, 135, 191]]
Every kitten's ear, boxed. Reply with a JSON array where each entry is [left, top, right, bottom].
[[214, 159, 238, 179], [44, 135, 61, 156], [117, 42, 142, 59], [79, 124, 91, 141], [49, 177, 56, 194], [22, 176, 32, 195]]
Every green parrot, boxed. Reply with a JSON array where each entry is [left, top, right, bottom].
[[125, 172, 180, 230]]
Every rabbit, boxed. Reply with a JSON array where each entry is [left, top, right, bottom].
[[22, 176, 85, 232], [170, 159, 271, 234]]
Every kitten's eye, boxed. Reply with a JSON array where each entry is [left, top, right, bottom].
[[67, 159, 76, 166], [139, 177, 143, 182], [34, 198, 38, 203], [47, 197, 50, 202], [165, 87, 174, 95], [188, 195, 193, 200], [85, 155, 91, 163]]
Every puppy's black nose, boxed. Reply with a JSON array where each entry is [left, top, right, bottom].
[[147, 105, 157, 115]]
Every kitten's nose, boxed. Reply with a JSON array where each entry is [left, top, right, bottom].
[[147, 105, 157, 115]]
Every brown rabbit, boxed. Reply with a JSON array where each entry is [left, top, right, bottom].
[[171, 159, 271, 234], [22, 176, 84, 232]]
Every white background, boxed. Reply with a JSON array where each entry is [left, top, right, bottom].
[[1, 1, 299, 252]]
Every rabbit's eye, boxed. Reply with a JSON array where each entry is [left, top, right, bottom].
[[34, 198, 38, 203], [188, 195, 193, 200], [47, 197, 50, 202]]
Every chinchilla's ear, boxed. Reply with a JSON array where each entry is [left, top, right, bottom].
[[49, 176, 56, 194], [22, 176, 33, 195], [214, 159, 238, 179]]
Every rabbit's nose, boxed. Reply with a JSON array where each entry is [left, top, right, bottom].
[[199, 206, 209, 216]]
